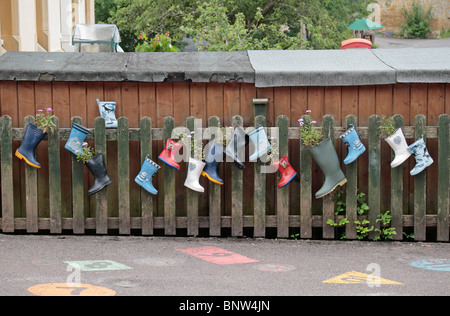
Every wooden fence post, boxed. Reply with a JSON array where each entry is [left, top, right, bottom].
[[276, 115, 289, 238], [163, 116, 176, 235], [71, 117, 85, 234], [186, 116, 199, 236], [231, 115, 244, 237], [391, 114, 405, 240], [94, 116, 108, 234], [118, 117, 130, 235], [322, 114, 335, 240], [368, 115, 381, 240], [24, 115, 38, 233], [437, 114, 449, 242], [208, 116, 222, 237], [299, 114, 312, 239], [413, 114, 427, 241], [253, 115, 266, 238], [1, 116, 14, 233], [344, 115, 358, 240], [48, 116, 62, 234], [140, 116, 154, 235]]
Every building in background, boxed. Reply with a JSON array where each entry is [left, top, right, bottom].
[[0, 0, 95, 55]]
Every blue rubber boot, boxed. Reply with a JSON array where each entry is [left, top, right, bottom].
[[65, 123, 89, 156], [340, 124, 366, 164], [15, 123, 47, 168], [248, 126, 271, 162], [202, 141, 225, 185], [97, 99, 118, 128], [135, 155, 161, 195], [408, 137, 433, 176]]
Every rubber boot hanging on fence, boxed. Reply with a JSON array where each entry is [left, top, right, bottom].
[[309, 138, 347, 199], [15, 123, 47, 168], [225, 126, 249, 169], [384, 128, 411, 168], [339, 124, 366, 164], [135, 155, 161, 195], [158, 138, 183, 170], [273, 155, 298, 189], [248, 125, 272, 162], [97, 99, 118, 128], [185, 157, 206, 193], [202, 141, 225, 185], [65, 123, 89, 156], [85, 153, 112, 195], [408, 136, 433, 176]]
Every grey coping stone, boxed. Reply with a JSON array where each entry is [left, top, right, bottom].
[[247, 49, 397, 87], [372, 48, 450, 83]]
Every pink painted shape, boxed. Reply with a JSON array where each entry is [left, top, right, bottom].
[[176, 246, 259, 265]]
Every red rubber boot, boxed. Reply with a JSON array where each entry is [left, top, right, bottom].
[[158, 138, 183, 170], [274, 156, 297, 188]]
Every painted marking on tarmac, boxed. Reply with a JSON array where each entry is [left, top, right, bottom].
[[133, 257, 185, 267], [410, 259, 450, 271], [322, 271, 403, 285], [254, 264, 295, 272], [63, 260, 132, 272], [176, 246, 259, 265], [27, 283, 116, 296]]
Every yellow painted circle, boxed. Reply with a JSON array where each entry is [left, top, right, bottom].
[[28, 283, 116, 296]]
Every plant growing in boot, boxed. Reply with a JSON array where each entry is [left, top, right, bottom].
[[299, 110, 347, 199], [76, 142, 111, 195], [15, 108, 55, 168], [379, 115, 411, 168]]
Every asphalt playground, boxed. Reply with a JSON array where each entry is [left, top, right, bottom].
[[0, 234, 449, 300]]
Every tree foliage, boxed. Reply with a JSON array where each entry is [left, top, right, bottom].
[[98, 0, 372, 51]]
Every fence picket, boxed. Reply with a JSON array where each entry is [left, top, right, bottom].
[[186, 116, 199, 236], [414, 114, 427, 241], [368, 115, 381, 240], [344, 115, 358, 240], [71, 117, 84, 234], [139, 117, 154, 235], [437, 114, 449, 242], [94, 117, 108, 234], [24, 116, 38, 233], [48, 116, 62, 234], [118, 117, 130, 235], [322, 115, 335, 240], [1, 115, 14, 233], [253, 115, 266, 238], [276, 115, 289, 238], [231, 115, 244, 237], [163, 116, 176, 235], [208, 116, 222, 237], [391, 114, 405, 240], [299, 115, 312, 239]]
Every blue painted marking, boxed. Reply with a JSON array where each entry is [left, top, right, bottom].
[[410, 259, 450, 271]]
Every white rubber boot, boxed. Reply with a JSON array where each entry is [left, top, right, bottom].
[[384, 128, 411, 168], [184, 158, 206, 193]]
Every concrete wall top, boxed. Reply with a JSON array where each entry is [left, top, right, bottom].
[[0, 48, 449, 87]]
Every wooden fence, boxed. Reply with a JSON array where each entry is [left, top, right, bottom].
[[0, 113, 448, 242]]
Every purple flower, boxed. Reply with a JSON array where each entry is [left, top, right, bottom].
[[37, 109, 43, 112], [311, 121, 317, 124], [299, 122, 304, 127], [298, 118, 304, 122]]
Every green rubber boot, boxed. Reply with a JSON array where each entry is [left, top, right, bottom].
[[309, 138, 347, 199]]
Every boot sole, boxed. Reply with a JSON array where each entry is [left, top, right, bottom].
[[201, 171, 224, 185], [88, 179, 112, 196], [278, 172, 297, 189], [315, 178, 347, 199], [158, 156, 180, 170], [15, 150, 41, 168]]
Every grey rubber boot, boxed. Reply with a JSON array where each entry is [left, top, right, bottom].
[[309, 138, 347, 199]]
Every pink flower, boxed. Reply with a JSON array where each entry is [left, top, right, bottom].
[[298, 118, 303, 122], [75, 150, 79, 154], [37, 109, 43, 112], [299, 122, 304, 126], [306, 110, 311, 113], [46, 107, 53, 111], [82, 142, 88, 146]]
